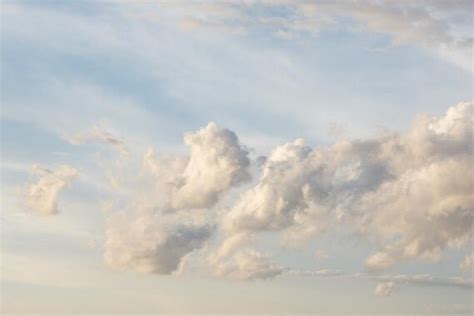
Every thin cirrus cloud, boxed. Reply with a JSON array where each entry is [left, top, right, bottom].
[[17, 103, 473, 293], [147, 0, 472, 71], [65, 124, 129, 157]]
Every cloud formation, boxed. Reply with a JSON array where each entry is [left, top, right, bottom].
[[219, 102, 473, 274], [104, 122, 250, 274], [66, 125, 129, 156], [104, 210, 212, 274], [144, 122, 251, 211], [152, 0, 472, 70], [19, 164, 77, 215], [374, 281, 394, 297], [22, 103, 472, 286], [460, 253, 474, 271]]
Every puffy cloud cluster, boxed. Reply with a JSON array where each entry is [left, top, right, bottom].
[[374, 281, 394, 297], [19, 164, 77, 215], [144, 122, 251, 211], [104, 211, 212, 274], [220, 102, 473, 274], [104, 122, 250, 274], [21, 104, 473, 283]]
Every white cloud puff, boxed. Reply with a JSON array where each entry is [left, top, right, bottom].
[[374, 281, 394, 297], [104, 211, 212, 274], [460, 253, 474, 271], [145, 122, 251, 211], [19, 164, 77, 215]]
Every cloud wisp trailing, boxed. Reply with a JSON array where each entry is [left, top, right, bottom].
[[141, 0, 473, 70]]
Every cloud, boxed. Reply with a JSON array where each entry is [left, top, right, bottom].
[[144, 122, 251, 211], [374, 281, 394, 297], [220, 102, 473, 272], [147, 0, 473, 70], [104, 210, 213, 275], [210, 248, 284, 281], [19, 164, 77, 215], [460, 253, 474, 271], [65, 124, 129, 156], [375, 274, 473, 290]]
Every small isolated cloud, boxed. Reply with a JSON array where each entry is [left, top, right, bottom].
[[19, 164, 77, 215], [65, 125, 129, 156], [460, 253, 474, 271], [374, 281, 394, 297], [104, 211, 212, 275]]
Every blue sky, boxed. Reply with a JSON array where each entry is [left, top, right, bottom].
[[1, 1, 473, 314]]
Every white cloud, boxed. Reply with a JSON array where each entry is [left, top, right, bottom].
[[66, 124, 129, 156], [460, 253, 474, 271], [220, 102, 473, 272], [374, 281, 394, 297], [104, 210, 212, 275], [144, 122, 251, 211], [19, 164, 77, 215], [146, 0, 473, 70], [210, 248, 284, 281]]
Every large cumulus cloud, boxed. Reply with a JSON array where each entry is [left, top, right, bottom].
[[219, 102, 473, 273]]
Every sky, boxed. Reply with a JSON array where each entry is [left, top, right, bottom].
[[1, 0, 473, 315]]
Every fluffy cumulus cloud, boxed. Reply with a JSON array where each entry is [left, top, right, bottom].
[[144, 122, 251, 211], [103, 122, 250, 275], [219, 102, 473, 274], [19, 164, 77, 215], [104, 210, 212, 274], [374, 281, 394, 297]]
